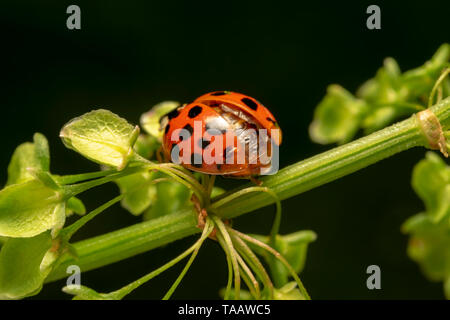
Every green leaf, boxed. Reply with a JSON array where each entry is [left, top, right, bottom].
[[140, 101, 180, 141], [115, 171, 157, 215], [60, 109, 140, 170], [62, 285, 118, 300], [403, 151, 450, 298], [357, 58, 411, 133], [403, 43, 450, 96], [0, 180, 66, 238], [211, 186, 226, 198], [273, 282, 306, 300], [134, 134, 160, 159], [66, 197, 86, 216], [6, 133, 50, 186], [357, 58, 403, 104], [402, 213, 450, 282], [310, 44, 449, 146], [143, 176, 192, 220], [33, 133, 50, 172], [0, 231, 53, 299], [309, 85, 368, 144], [412, 152, 450, 222]]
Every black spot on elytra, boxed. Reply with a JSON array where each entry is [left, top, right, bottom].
[[188, 105, 203, 118], [241, 97, 258, 111], [164, 124, 170, 134], [179, 124, 193, 141], [167, 109, 180, 120], [216, 164, 222, 171], [266, 117, 276, 124], [198, 138, 211, 149], [211, 91, 226, 96], [191, 153, 203, 168]]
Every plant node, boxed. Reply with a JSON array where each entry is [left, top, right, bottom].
[[416, 109, 448, 157]]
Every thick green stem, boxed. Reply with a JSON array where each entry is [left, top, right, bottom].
[[48, 97, 450, 282], [47, 208, 198, 282]]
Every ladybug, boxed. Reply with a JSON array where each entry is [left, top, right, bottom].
[[160, 91, 282, 177]]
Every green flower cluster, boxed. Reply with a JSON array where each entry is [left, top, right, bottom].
[[402, 152, 450, 299], [310, 44, 450, 145]]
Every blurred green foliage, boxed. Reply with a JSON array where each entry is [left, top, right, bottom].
[[402, 152, 450, 298], [310, 44, 450, 145]]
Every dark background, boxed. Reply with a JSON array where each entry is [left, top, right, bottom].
[[1, 1, 449, 299]]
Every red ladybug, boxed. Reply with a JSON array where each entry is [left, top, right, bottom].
[[161, 91, 282, 177]]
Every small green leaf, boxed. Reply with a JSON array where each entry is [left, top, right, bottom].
[[403, 151, 450, 298], [0, 231, 53, 299], [33, 133, 50, 172], [211, 186, 225, 198], [66, 197, 86, 216], [143, 177, 192, 220], [309, 85, 368, 144], [0, 180, 66, 238], [140, 101, 180, 141], [6, 143, 37, 185], [273, 282, 306, 300], [412, 152, 450, 222], [29, 170, 61, 191], [357, 59, 411, 133], [115, 171, 157, 215], [402, 213, 450, 282], [309, 44, 449, 146], [62, 285, 118, 300], [60, 109, 140, 170], [361, 106, 398, 133], [134, 134, 160, 159], [402, 44, 450, 100], [6, 133, 50, 186]]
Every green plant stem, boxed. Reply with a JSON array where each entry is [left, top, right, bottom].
[[54, 169, 119, 185], [110, 219, 213, 300], [231, 232, 274, 298], [229, 228, 311, 300], [62, 195, 124, 239], [213, 216, 241, 299], [48, 97, 450, 282], [63, 166, 146, 198], [162, 219, 214, 300], [47, 208, 199, 282], [213, 97, 450, 219]]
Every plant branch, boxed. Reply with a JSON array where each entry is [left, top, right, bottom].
[[48, 97, 450, 283]]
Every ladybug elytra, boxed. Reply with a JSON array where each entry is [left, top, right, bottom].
[[161, 91, 282, 177]]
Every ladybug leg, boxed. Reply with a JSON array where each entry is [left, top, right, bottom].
[[156, 146, 168, 163], [191, 194, 223, 240], [250, 175, 263, 186], [191, 194, 208, 227]]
